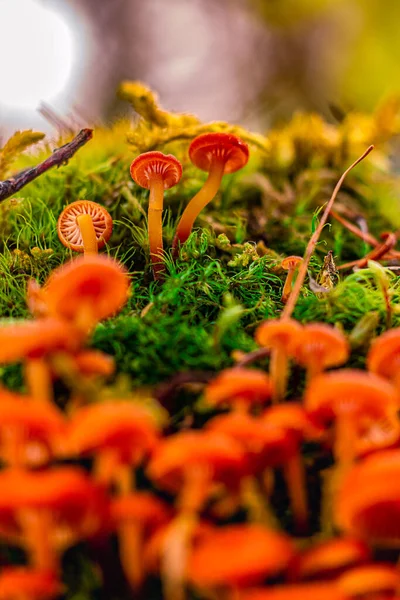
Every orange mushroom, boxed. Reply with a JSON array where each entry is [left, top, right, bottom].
[[111, 491, 172, 591], [0, 467, 108, 572], [204, 367, 273, 413], [337, 563, 400, 598], [305, 370, 398, 469], [67, 401, 159, 494], [281, 256, 303, 304], [0, 393, 67, 467], [57, 200, 113, 255], [0, 318, 77, 404], [287, 537, 371, 582], [290, 323, 350, 382], [44, 255, 130, 334], [130, 151, 182, 279], [335, 449, 400, 546], [0, 567, 62, 600], [147, 430, 246, 600], [172, 132, 249, 254], [367, 327, 400, 390], [255, 318, 303, 402], [187, 525, 295, 592]]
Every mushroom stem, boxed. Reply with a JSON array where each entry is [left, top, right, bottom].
[[241, 476, 279, 529], [270, 344, 289, 403], [118, 521, 144, 591], [25, 358, 53, 404], [334, 413, 358, 470], [148, 175, 165, 280], [2, 427, 24, 467], [162, 513, 197, 600], [18, 508, 58, 572], [281, 268, 295, 304], [283, 453, 308, 534], [172, 157, 225, 255], [76, 213, 98, 255]]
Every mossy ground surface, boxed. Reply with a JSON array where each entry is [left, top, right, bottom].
[[2, 98, 400, 598]]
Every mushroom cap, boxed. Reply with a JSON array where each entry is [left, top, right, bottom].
[[290, 323, 350, 370], [354, 412, 400, 458], [281, 256, 303, 271], [337, 563, 400, 597], [287, 537, 370, 582], [236, 583, 348, 600], [261, 403, 323, 441], [0, 568, 62, 600], [73, 349, 115, 378], [207, 412, 298, 472], [57, 200, 113, 252], [367, 328, 400, 379], [111, 492, 172, 535], [0, 398, 66, 465], [204, 367, 273, 408], [189, 132, 249, 174], [304, 369, 398, 423], [335, 449, 400, 545], [187, 525, 295, 588], [44, 255, 130, 325], [0, 318, 77, 363], [67, 401, 159, 461], [130, 151, 182, 189], [147, 430, 246, 492], [255, 319, 303, 351], [0, 467, 108, 542]]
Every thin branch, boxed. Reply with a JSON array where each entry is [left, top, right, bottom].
[[338, 232, 397, 270], [0, 128, 93, 202], [282, 145, 374, 319]]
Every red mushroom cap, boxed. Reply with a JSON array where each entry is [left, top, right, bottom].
[[290, 323, 350, 371], [0, 567, 62, 600], [204, 368, 273, 408], [187, 524, 295, 588], [57, 200, 113, 252], [130, 151, 182, 190], [236, 582, 348, 600], [111, 491, 172, 535], [189, 132, 249, 174]]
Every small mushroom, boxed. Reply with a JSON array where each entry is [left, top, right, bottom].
[[130, 151, 182, 279], [172, 132, 249, 254], [280, 256, 303, 304], [204, 367, 272, 413], [287, 537, 371, 582], [0, 467, 108, 572], [367, 327, 400, 390], [335, 449, 400, 546], [337, 563, 400, 598], [57, 200, 113, 255], [67, 401, 160, 494], [111, 492, 172, 591], [44, 255, 130, 334], [187, 525, 295, 592], [0, 567, 62, 600], [290, 323, 350, 382], [255, 318, 303, 402]]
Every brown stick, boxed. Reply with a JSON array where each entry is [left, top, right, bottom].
[[330, 209, 400, 260], [0, 128, 93, 202], [282, 145, 374, 319], [338, 232, 397, 270]]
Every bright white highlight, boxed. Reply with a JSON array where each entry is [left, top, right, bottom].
[[0, 0, 74, 110]]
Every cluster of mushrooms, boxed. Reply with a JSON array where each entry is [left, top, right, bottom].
[[1, 132, 400, 600]]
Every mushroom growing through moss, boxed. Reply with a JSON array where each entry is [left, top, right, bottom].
[[281, 256, 303, 304], [57, 200, 113, 255], [255, 318, 302, 403], [130, 151, 182, 279], [172, 132, 249, 254]]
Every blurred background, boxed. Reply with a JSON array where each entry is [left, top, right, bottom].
[[0, 0, 399, 136]]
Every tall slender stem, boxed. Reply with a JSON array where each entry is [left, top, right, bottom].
[[173, 158, 225, 255], [77, 214, 98, 255], [282, 146, 374, 319], [25, 357, 53, 404], [148, 175, 165, 280]]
